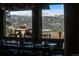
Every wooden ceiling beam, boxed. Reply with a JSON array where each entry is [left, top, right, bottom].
[[0, 3, 49, 11]]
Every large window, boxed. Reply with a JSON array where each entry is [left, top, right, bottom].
[[5, 4, 64, 39], [42, 4, 64, 39], [5, 10, 32, 38]]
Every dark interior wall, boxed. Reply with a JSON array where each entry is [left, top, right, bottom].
[[0, 5, 4, 38], [64, 4, 79, 55]]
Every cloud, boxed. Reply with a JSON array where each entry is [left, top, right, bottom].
[[10, 10, 32, 16]]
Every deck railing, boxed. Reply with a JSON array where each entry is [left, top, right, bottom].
[[0, 37, 64, 56]]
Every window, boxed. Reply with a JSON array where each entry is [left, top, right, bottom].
[[5, 10, 32, 38], [42, 4, 64, 39]]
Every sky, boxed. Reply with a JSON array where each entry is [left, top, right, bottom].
[[42, 4, 64, 16], [10, 4, 64, 16]]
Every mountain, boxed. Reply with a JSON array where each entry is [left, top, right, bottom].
[[42, 15, 64, 31], [6, 15, 64, 32]]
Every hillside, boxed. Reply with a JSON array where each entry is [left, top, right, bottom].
[[6, 15, 64, 32]]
